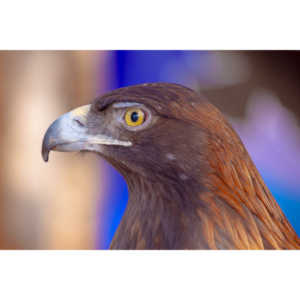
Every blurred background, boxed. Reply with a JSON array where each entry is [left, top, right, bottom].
[[0, 50, 299, 249]]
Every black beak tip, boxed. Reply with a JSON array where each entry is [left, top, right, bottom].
[[41, 144, 50, 162], [42, 151, 49, 162], [41, 120, 57, 163], [41, 133, 51, 162]]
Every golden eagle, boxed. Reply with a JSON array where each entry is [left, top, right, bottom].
[[42, 83, 300, 249]]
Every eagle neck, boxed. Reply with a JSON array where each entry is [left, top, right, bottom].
[[110, 170, 209, 249]]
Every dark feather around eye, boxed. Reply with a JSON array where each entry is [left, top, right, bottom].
[[93, 102, 108, 112]]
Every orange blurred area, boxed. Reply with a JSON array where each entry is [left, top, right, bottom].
[[0, 51, 109, 249]]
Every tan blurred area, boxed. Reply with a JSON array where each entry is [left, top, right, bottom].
[[0, 51, 108, 249]]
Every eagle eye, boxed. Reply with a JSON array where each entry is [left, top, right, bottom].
[[124, 108, 145, 127]]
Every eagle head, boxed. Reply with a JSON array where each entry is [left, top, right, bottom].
[[42, 82, 208, 183]]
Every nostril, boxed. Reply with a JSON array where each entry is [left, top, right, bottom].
[[74, 118, 85, 127]]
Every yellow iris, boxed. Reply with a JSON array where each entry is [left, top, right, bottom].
[[125, 108, 145, 126]]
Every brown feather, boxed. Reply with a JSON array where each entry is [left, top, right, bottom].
[[89, 83, 300, 249], [172, 99, 300, 249]]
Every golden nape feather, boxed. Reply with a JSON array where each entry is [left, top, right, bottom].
[[42, 82, 300, 249], [185, 102, 300, 249]]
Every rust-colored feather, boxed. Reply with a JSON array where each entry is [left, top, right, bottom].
[[173, 100, 300, 249]]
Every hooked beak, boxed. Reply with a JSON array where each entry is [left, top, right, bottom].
[[41, 104, 132, 162]]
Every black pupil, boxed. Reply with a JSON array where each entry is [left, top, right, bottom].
[[131, 111, 139, 122]]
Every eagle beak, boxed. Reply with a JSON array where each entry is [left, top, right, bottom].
[[42, 105, 92, 162], [42, 104, 132, 162]]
